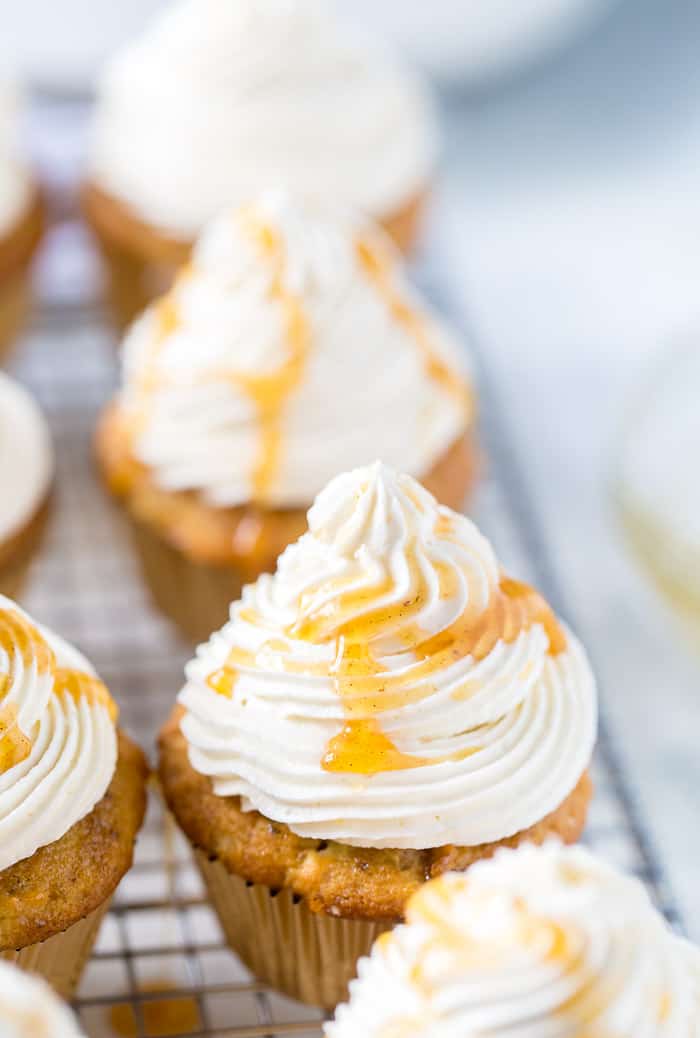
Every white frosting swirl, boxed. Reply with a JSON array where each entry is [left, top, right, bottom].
[[90, 0, 436, 239], [0, 960, 83, 1037], [119, 193, 472, 509], [0, 596, 118, 872], [0, 374, 53, 543], [179, 463, 596, 849], [0, 81, 30, 238], [327, 843, 700, 1038]]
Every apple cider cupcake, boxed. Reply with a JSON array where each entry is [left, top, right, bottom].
[[0, 81, 43, 361], [0, 373, 52, 598], [83, 0, 436, 327], [97, 193, 477, 642], [159, 462, 597, 1008], [0, 960, 84, 1036], [328, 842, 700, 1035], [0, 595, 148, 998]]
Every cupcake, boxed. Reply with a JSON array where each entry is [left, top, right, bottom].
[[0, 373, 52, 598], [0, 960, 84, 1036], [97, 193, 477, 642], [83, 0, 437, 328], [0, 81, 43, 361], [328, 842, 700, 1035], [158, 462, 597, 1008], [0, 595, 148, 998]]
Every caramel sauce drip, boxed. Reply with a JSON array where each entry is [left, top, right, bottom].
[[53, 668, 119, 723], [0, 608, 55, 775], [232, 211, 310, 500], [356, 237, 473, 417], [0, 607, 55, 677], [207, 665, 239, 699], [129, 211, 309, 504], [0, 607, 118, 774], [109, 980, 200, 1037], [207, 519, 565, 775], [0, 704, 31, 773], [322, 719, 432, 775], [408, 882, 580, 1003]]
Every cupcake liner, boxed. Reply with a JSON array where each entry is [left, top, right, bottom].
[[2, 900, 110, 999], [0, 270, 31, 365], [0, 497, 51, 601], [195, 851, 392, 1009], [95, 234, 179, 332], [129, 515, 242, 643]]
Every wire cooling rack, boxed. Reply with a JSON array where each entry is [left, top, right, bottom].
[[6, 246, 683, 1037]]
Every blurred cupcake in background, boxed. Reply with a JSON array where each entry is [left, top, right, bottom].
[[0, 960, 84, 1036], [328, 841, 700, 1035], [96, 192, 476, 642], [82, 0, 437, 328], [0, 80, 43, 362], [0, 373, 52, 598], [0, 595, 148, 998], [159, 462, 596, 1007]]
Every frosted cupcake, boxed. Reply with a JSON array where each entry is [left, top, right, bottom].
[[97, 193, 476, 642], [0, 373, 52, 598], [0, 961, 84, 1036], [0, 595, 147, 997], [328, 842, 700, 1035], [158, 462, 597, 1007], [83, 0, 437, 327], [0, 81, 43, 361]]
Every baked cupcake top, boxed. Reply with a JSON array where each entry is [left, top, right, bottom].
[[327, 842, 700, 1036], [116, 192, 473, 510], [0, 81, 30, 238], [328, 841, 700, 1035], [0, 374, 52, 543], [179, 462, 596, 850], [0, 595, 118, 872], [0, 960, 83, 1037], [89, 0, 435, 240]]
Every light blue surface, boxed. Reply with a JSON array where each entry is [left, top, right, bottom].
[[435, 0, 700, 938]]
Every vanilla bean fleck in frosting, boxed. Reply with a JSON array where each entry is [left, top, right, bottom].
[[118, 192, 472, 509], [179, 463, 596, 849], [90, 0, 436, 238], [0, 80, 30, 238], [0, 596, 118, 872], [0, 960, 84, 1037], [327, 842, 700, 1037]]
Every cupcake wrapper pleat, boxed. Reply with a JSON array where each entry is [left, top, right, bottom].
[[195, 851, 392, 1010], [129, 515, 242, 643], [0, 271, 32, 365], [2, 899, 110, 999]]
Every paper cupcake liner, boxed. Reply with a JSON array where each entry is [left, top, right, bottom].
[[0, 549, 34, 600], [195, 851, 393, 1009], [0, 497, 51, 601], [2, 900, 110, 999], [129, 516, 242, 643], [0, 270, 31, 365], [93, 231, 180, 332]]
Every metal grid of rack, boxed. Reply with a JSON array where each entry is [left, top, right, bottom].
[[7, 257, 683, 1036]]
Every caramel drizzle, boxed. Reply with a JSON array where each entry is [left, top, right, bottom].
[[0, 609, 55, 774], [207, 516, 566, 776], [129, 212, 310, 504], [356, 236, 473, 418], [408, 880, 585, 1005], [0, 607, 118, 774], [0, 704, 32, 774], [54, 668, 119, 723]]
